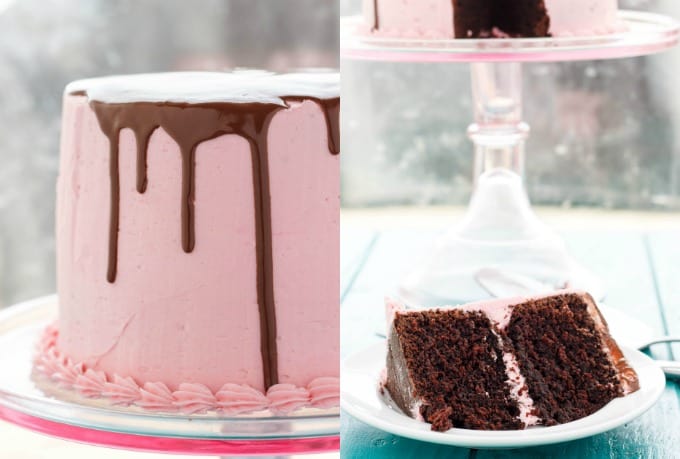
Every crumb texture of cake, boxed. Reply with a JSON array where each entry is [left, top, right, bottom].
[[38, 72, 340, 414], [507, 295, 625, 425], [383, 292, 639, 431], [386, 310, 522, 431], [364, 0, 623, 39]]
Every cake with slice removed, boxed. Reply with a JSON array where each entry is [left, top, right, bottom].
[[382, 291, 639, 431], [364, 0, 626, 39]]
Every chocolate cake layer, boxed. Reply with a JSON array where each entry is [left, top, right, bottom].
[[507, 294, 635, 425], [385, 309, 522, 431]]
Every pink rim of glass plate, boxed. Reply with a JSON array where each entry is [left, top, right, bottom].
[[0, 404, 340, 455], [340, 11, 680, 63]]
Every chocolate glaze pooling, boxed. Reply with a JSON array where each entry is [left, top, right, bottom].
[[79, 94, 340, 389]]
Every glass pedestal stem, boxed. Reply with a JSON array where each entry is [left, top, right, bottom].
[[398, 62, 604, 306], [469, 62, 526, 182]]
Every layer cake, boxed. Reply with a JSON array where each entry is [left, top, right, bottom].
[[364, 0, 625, 38], [35, 71, 340, 414]]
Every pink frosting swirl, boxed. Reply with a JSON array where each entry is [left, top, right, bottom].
[[138, 382, 178, 412], [53, 360, 84, 387], [37, 324, 59, 354], [102, 375, 141, 406], [308, 377, 339, 409], [74, 369, 107, 398], [34, 325, 338, 415], [173, 383, 217, 414], [266, 384, 310, 414], [216, 383, 269, 415], [35, 347, 64, 376]]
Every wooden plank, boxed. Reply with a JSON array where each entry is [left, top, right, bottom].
[[340, 226, 378, 299], [341, 229, 439, 358], [341, 411, 470, 459], [345, 229, 439, 295], [645, 230, 680, 358], [562, 230, 670, 360]]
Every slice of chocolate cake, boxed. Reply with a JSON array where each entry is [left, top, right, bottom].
[[383, 292, 639, 432]]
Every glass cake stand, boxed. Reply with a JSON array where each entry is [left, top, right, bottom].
[[341, 11, 680, 305], [0, 296, 340, 456]]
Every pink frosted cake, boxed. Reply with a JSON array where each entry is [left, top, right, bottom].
[[364, 0, 626, 38], [35, 72, 340, 415]]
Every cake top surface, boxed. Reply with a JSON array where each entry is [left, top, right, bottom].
[[65, 70, 340, 105], [387, 290, 593, 330]]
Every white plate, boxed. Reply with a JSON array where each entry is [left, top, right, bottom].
[[341, 343, 665, 449]]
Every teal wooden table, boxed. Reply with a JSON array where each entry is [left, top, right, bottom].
[[340, 209, 680, 458]]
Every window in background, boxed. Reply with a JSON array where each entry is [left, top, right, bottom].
[[341, 0, 680, 209]]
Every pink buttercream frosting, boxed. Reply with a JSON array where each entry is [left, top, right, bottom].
[[57, 79, 339, 397], [307, 377, 340, 409], [216, 383, 269, 415], [266, 384, 311, 415], [102, 375, 142, 405], [34, 325, 338, 415], [73, 369, 107, 399]]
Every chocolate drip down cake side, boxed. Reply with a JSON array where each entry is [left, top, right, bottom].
[[382, 292, 639, 431], [34, 72, 340, 415]]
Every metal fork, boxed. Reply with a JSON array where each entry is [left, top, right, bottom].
[[637, 337, 680, 379]]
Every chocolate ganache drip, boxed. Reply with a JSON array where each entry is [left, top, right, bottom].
[[373, 0, 380, 31], [80, 92, 339, 389]]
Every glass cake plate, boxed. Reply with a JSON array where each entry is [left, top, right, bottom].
[[341, 11, 680, 63], [341, 342, 665, 449], [0, 296, 340, 456]]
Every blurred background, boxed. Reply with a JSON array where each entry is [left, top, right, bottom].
[[0, 0, 338, 308], [2, 0, 680, 308], [341, 0, 680, 209]]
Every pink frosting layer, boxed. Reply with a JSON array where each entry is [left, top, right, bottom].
[[544, 0, 625, 37], [34, 325, 338, 415], [57, 93, 338, 392], [364, 0, 625, 38]]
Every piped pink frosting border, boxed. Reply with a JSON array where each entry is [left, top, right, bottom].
[[34, 324, 339, 415]]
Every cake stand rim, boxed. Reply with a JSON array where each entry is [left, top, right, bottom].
[[340, 10, 680, 63], [0, 404, 340, 456], [0, 295, 340, 453]]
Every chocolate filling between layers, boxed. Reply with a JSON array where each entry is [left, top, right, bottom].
[[72, 93, 340, 389], [506, 295, 623, 425], [385, 309, 523, 432]]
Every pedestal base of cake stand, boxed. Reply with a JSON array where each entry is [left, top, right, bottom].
[[341, 11, 679, 305], [0, 296, 340, 457], [398, 170, 605, 306]]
